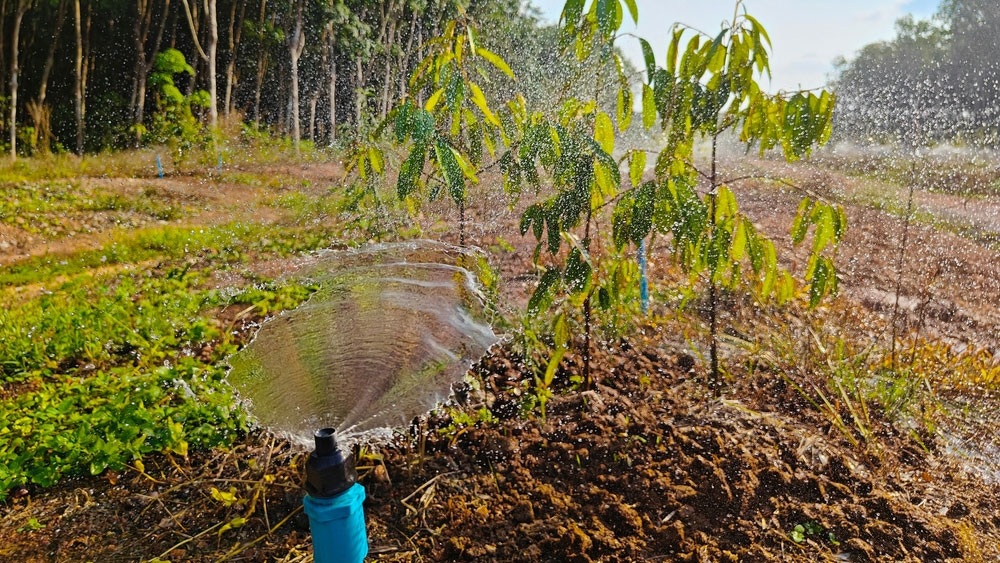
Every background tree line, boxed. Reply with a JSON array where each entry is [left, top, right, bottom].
[[0, 0, 605, 159], [832, 0, 1000, 146]]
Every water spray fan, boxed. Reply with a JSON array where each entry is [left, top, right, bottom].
[[303, 428, 368, 563]]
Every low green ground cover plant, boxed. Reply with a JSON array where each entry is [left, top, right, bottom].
[[0, 222, 340, 288], [0, 265, 315, 499]]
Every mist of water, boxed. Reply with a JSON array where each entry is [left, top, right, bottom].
[[226, 240, 500, 446]]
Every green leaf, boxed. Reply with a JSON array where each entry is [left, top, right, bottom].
[[596, 0, 615, 36], [528, 268, 561, 315], [642, 84, 656, 129], [397, 146, 425, 199], [667, 27, 683, 75], [561, 0, 585, 29], [466, 26, 478, 54], [616, 87, 633, 132], [761, 239, 777, 296], [476, 47, 515, 80], [595, 111, 614, 155], [809, 258, 829, 308], [630, 181, 655, 245], [543, 346, 565, 387], [622, 0, 638, 24], [434, 139, 465, 204], [707, 43, 727, 73], [629, 150, 647, 187], [412, 109, 435, 146], [564, 247, 592, 294], [744, 14, 772, 48], [394, 101, 412, 144], [367, 146, 384, 175], [468, 82, 501, 126], [598, 286, 611, 309], [218, 516, 247, 537], [639, 38, 656, 82], [791, 198, 812, 244], [731, 219, 747, 262], [776, 271, 795, 304], [451, 147, 479, 183], [425, 88, 445, 111], [811, 204, 835, 255]]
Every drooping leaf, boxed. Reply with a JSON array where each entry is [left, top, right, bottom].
[[412, 109, 435, 146], [639, 38, 656, 82], [425, 88, 445, 111], [622, 0, 638, 24], [642, 84, 656, 129], [629, 150, 647, 187], [595, 111, 614, 154], [791, 198, 812, 244], [476, 47, 515, 80], [528, 268, 562, 315], [434, 139, 465, 204], [564, 247, 592, 294], [468, 82, 501, 126]]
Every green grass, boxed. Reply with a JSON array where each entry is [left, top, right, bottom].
[[0, 143, 364, 500], [0, 221, 341, 287], [0, 266, 316, 498], [0, 181, 191, 239]]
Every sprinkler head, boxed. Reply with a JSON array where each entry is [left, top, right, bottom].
[[305, 428, 358, 498]]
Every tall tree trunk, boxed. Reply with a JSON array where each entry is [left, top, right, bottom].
[[179, 0, 217, 127], [252, 0, 267, 127], [328, 55, 336, 145], [73, 0, 83, 154], [354, 56, 363, 127], [288, 0, 305, 151], [308, 93, 317, 142], [135, 0, 171, 144], [9, 0, 29, 160], [379, 17, 397, 119], [398, 16, 416, 100], [38, 0, 68, 106], [0, 0, 8, 99], [223, 0, 244, 115], [81, 3, 91, 121], [205, 0, 217, 127], [132, 0, 149, 144]]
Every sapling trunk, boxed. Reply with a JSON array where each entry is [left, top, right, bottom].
[[583, 207, 593, 388], [708, 134, 720, 396]]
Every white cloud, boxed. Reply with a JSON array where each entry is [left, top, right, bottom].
[[529, 0, 936, 92]]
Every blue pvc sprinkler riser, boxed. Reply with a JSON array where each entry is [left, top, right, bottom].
[[638, 238, 649, 314], [304, 483, 369, 563]]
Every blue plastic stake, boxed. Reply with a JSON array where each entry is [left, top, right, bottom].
[[638, 238, 649, 314], [304, 484, 369, 563], [155, 154, 164, 178]]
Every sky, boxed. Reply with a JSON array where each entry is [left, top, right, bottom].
[[529, 0, 940, 92]]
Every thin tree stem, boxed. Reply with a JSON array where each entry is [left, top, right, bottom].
[[709, 133, 720, 396]]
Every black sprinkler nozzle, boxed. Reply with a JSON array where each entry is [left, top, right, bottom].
[[305, 428, 358, 498]]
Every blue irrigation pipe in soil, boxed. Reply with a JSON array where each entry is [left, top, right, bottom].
[[638, 238, 649, 314], [156, 154, 164, 178], [303, 428, 368, 563]]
